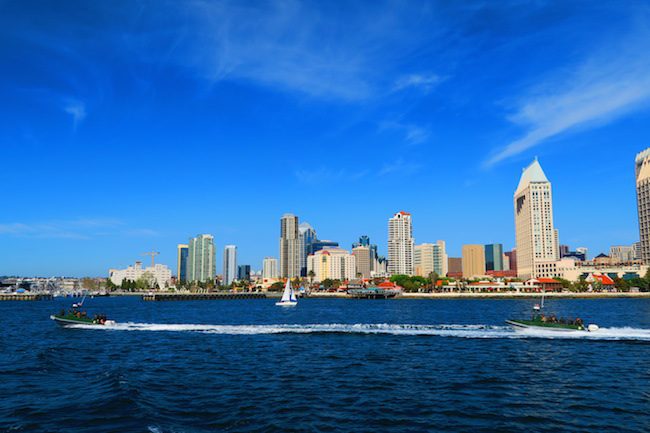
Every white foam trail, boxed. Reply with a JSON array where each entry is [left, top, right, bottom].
[[65, 322, 650, 341]]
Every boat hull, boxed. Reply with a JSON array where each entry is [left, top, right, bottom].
[[50, 315, 115, 326], [275, 301, 297, 307], [506, 319, 585, 332]]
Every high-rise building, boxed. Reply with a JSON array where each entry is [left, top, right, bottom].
[[575, 247, 588, 260], [414, 241, 448, 277], [447, 257, 462, 277], [187, 234, 216, 283], [351, 246, 371, 279], [307, 247, 356, 282], [484, 244, 504, 272], [223, 245, 237, 285], [559, 244, 570, 258], [279, 213, 300, 278], [505, 249, 517, 274], [388, 211, 414, 275], [237, 265, 251, 281], [177, 244, 188, 282], [462, 245, 486, 278], [609, 246, 635, 262], [636, 148, 650, 264], [262, 257, 279, 279], [633, 241, 642, 260], [352, 235, 377, 271], [514, 159, 558, 279], [311, 240, 339, 253], [298, 222, 317, 277]]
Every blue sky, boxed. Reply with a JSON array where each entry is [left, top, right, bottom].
[[2, 0, 650, 277]]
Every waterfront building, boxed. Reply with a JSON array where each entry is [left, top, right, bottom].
[[262, 257, 279, 279], [279, 213, 300, 278], [636, 148, 650, 264], [237, 265, 251, 281], [534, 258, 648, 282], [298, 222, 317, 277], [514, 159, 558, 279], [414, 241, 448, 277], [188, 234, 216, 283], [610, 245, 635, 262], [109, 261, 172, 288], [352, 246, 371, 279], [484, 244, 504, 272], [223, 245, 237, 285], [388, 211, 414, 276], [307, 247, 356, 282], [176, 244, 188, 282], [462, 245, 486, 278]]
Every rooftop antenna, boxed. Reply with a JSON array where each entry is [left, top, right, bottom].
[[143, 251, 160, 267]]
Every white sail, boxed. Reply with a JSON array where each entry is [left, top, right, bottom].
[[280, 279, 293, 302]]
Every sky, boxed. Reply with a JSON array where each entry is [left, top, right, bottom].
[[1, 0, 650, 277]]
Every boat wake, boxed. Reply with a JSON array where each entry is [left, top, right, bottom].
[[65, 322, 650, 341]]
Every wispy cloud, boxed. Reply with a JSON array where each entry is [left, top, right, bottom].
[[393, 73, 444, 93], [485, 26, 650, 167], [380, 121, 430, 145], [0, 218, 157, 239], [379, 158, 423, 176], [63, 99, 86, 129], [295, 168, 369, 184]]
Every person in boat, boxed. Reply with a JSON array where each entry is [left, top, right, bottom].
[[575, 318, 583, 326]]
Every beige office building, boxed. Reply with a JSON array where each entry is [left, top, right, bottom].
[[636, 148, 650, 264], [514, 159, 558, 279], [462, 244, 486, 278], [414, 241, 448, 277], [279, 213, 300, 278], [352, 246, 371, 279], [307, 247, 356, 282]]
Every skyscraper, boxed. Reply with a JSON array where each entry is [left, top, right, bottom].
[[388, 211, 414, 276], [237, 265, 251, 281], [484, 244, 504, 272], [298, 222, 317, 277], [262, 257, 279, 279], [223, 245, 237, 285], [280, 213, 300, 278], [351, 246, 371, 279], [187, 234, 216, 283], [414, 241, 448, 277], [462, 244, 486, 278], [176, 243, 188, 282], [514, 159, 558, 279], [636, 148, 650, 264]]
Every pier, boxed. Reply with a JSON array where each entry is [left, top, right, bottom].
[[347, 288, 401, 299], [142, 292, 266, 301], [0, 293, 53, 301]]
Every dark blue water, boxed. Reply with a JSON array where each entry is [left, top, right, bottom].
[[2, 297, 650, 432]]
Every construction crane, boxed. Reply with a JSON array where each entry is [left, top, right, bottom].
[[143, 251, 160, 268]]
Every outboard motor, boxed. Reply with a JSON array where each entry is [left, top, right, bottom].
[[587, 324, 599, 332]]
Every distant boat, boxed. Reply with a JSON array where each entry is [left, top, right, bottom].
[[506, 290, 598, 332], [275, 279, 298, 307]]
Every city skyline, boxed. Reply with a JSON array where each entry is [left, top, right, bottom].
[[2, 2, 649, 276]]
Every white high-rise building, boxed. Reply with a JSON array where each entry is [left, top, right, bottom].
[[280, 213, 300, 278], [262, 257, 279, 279], [514, 159, 558, 279], [636, 148, 650, 264], [414, 241, 448, 277], [388, 211, 414, 275], [307, 247, 356, 282], [223, 245, 237, 285], [188, 234, 216, 283]]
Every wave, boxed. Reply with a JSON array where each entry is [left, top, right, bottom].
[[65, 322, 650, 341]]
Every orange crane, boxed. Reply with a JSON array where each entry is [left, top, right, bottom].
[[143, 251, 160, 267]]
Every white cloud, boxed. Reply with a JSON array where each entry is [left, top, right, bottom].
[[380, 121, 430, 145], [379, 158, 423, 176], [63, 99, 86, 129], [393, 73, 443, 93], [485, 27, 650, 167]]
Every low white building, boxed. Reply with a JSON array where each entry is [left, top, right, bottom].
[[307, 247, 356, 282], [534, 258, 648, 281], [109, 261, 172, 288]]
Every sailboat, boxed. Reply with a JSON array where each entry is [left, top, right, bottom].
[[275, 278, 298, 307]]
